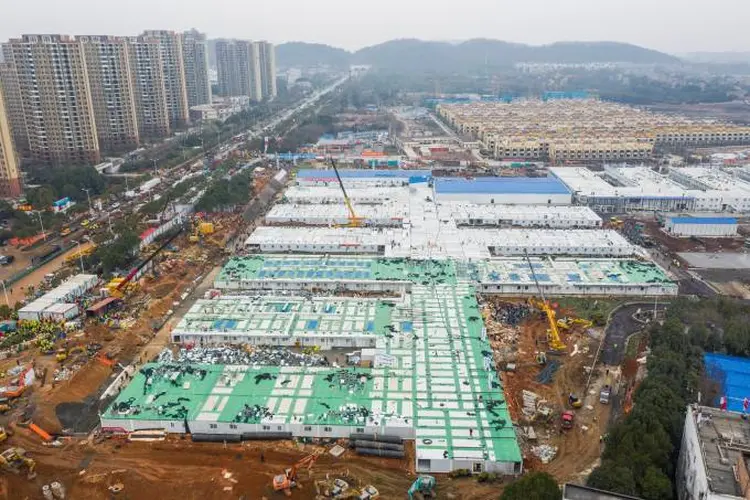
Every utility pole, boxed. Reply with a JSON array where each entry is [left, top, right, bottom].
[[151, 159, 158, 177], [73, 240, 85, 273], [0, 280, 9, 307]]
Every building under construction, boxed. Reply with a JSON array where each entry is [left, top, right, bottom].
[[103, 167, 676, 476]]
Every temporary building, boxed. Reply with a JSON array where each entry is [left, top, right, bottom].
[[665, 216, 738, 237], [41, 303, 80, 322]]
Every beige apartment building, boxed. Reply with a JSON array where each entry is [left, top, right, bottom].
[[216, 39, 273, 101], [182, 29, 211, 107], [78, 35, 140, 152], [257, 41, 276, 99], [127, 36, 170, 139], [4, 34, 100, 166], [0, 83, 21, 197], [142, 30, 190, 129], [0, 46, 28, 156], [438, 99, 750, 163]]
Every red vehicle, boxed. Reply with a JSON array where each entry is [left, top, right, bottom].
[[561, 410, 575, 430]]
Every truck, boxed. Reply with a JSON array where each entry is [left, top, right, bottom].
[[561, 410, 575, 430], [600, 385, 612, 404]]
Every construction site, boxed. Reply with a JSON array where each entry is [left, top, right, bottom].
[[0, 161, 679, 499]]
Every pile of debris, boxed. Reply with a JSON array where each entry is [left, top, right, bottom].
[[491, 302, 530, 326], [531, 444, 558, 464], [521, 390, 552, 421], [177, 346, 328, 367]]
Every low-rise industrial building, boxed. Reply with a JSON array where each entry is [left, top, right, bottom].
[[296, 169, 431, 187], [443, 203, 601, 228], [265, 202, 408, 227], [665, 216, 738, 237], [433, 177, 572, 205], [18, 274, 98, 322]]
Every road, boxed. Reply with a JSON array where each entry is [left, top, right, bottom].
[[600, 302, 668, 366]]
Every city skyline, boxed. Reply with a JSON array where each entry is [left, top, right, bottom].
[[1, 0, 750, 54]]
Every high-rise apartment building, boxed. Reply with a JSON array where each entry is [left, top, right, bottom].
[[5, 35, 99, 166], [0, 46, 29, 156], [78, 36, 140, 152], [216, 39, 264, 101], [127, 36, 170, 139], [256, 41, 277, 99], [182, 29, 211, 107], [0, 83, 22, 197], [142, 30, 189, 128]]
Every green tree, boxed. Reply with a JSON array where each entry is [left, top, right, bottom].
[[587, 461, 638, 495], [640, 467, 673, 500], [501, 472, 560, 500]]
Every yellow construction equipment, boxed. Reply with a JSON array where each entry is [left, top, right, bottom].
[[330, 158, 363, 227], [525, 252, 565, 352], [0, 447, 36, 479], [0, 427, 8, 443], [198, 222, 215, 235]]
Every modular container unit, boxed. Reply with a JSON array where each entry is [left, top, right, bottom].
[[433, 177, 572, 205], [665, 216, 738, 237]]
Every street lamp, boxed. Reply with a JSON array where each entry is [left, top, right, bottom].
[[81, 188, 93, 215], [151, 159, 158, 177], [34, 210, 46, 241], [72, 240, 85, 273]]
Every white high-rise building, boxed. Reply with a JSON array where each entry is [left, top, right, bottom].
[[142, 30, 190, 128], [182, 29, 211, 107]]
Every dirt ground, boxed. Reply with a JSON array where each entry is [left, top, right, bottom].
[[487, 300, 612, 484], [2, 430, 507, 500]]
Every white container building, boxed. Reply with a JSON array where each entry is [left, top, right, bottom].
[[665, 216, 738, 237]]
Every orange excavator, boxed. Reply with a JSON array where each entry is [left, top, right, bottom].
[[272, 452, 320, 496]]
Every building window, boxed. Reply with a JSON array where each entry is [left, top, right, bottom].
[[209, 424, 217, 429], [473, 463, 483, 473], [324, 426, 332, 432], [304, 426, 312, 431], [229, 424, 237, 430], [356, 428, 365, 434], [262, 425, 271, 431]]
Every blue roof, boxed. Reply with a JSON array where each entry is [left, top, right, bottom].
[[434, 177, 571, 195], [669, 216, 737, 225], [705, 353, 750, 412], [297, 169, 431, 179]]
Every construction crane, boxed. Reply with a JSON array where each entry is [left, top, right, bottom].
[[272, 452, 320, 496], [407, 475, 436, 499], [329, 158, 363, 227], [524, 252, 565, 352]]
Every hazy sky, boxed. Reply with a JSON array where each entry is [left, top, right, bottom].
[[1, 0, 748, 53]]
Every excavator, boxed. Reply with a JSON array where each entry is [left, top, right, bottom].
[[273, 452, 320, 496], [524, 252, 565, 352], [407, 475, 436, 499], [329, 158, 363, 228], [0, 447, 36, 479]]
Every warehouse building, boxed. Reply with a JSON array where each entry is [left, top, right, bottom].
[[18, 274, 99, 322], [443, 204, 601, 228], [296, 169, 431, 187], [283, 185, 407, 205], [476, 257, 676, 297], [433, 177, 572, 205], [244, 227, 635, 259], [104, 264, 523, 475], [664, 216, 738, 237], [265, 202, 408, 227]]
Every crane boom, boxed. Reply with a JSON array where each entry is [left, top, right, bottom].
[[329, 158, 362, 227], [524, 252, 565, 352]]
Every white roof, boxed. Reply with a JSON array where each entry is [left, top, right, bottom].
[[439, 202, 601, 223], [265, 202, 408, 224]]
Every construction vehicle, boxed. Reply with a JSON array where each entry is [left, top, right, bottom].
[[0, 447, 36, 478], [557, 317, 594, 330], [568, 393, 583, 409], [407, 475, 436, 500], [273, 452, 320, 495], [525, 251, 565, 352], [561, 410, 575, 430], [609, 216, 624, 229], [0, 427, 8, 443], [329, 158, 363, 228]]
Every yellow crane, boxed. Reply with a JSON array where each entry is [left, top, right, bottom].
[[329, 158, 363, 227], [524, 252, 565, 352]]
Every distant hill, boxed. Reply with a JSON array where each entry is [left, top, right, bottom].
[[273, 39, 679, 71], [352, 39, 680, 71], [276, 42, 351, 68]]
